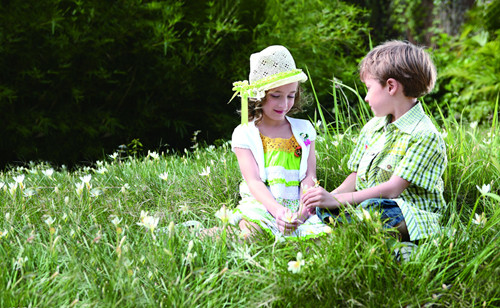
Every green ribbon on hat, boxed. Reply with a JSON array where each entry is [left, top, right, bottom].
[[230, 69, 305, 125], [231, 80, 250, 125]]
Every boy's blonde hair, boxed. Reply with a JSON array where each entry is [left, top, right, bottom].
[[359, 40, 437, 98]]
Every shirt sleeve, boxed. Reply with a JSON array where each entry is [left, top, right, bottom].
[[347, 124, 370, 172], [394, 131, 447, 191], [231, 125, 251, 151]]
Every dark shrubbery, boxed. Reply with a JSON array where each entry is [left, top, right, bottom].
[[1, 0, 496, 167], [0, 0, 371, 167], [0, 0, 257, 166]]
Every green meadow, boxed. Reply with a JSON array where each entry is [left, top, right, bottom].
[[1, 91, 498, 307]]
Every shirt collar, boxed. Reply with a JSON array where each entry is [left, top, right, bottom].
[[387, 102, 426, 134]]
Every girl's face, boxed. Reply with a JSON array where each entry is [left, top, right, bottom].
[[261, 82, 298, 123]]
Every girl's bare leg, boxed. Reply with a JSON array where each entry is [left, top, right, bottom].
[[239, 219, 263, 241]]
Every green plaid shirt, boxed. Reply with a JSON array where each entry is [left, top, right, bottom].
[[348, 103, 447, 241]]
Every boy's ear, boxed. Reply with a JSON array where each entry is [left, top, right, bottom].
[[386, 78, 399, 95]]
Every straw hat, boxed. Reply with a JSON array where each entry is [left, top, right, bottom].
[[232, 45, 307, 124]]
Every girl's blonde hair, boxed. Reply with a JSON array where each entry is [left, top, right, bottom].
[[244, 85, 308, 124], [359, 40, 437, 98]]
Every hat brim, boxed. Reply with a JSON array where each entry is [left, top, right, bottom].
[[249, 72, 308, 99]]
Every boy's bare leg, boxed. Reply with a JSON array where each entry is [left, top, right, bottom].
[[394, 220, 410, 242]]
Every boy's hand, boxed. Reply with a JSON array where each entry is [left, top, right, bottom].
[[301, 187, 339, 209]]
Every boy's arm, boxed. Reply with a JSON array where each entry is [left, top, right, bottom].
[[332, 172, 357, 194], [303, 175, 410, 209]]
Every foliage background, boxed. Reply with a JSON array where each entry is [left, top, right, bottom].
[[0, 0, 498, 167]]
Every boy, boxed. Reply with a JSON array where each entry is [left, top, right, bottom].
[[302, 40, 447, 242]]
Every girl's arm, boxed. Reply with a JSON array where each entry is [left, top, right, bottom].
[[302, 174, 410, 209], [298, 141, 317, 221], [234, 148, 297, 231], [300, 141, 317, 191]]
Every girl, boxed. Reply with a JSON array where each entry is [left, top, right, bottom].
[[230, 45, 331, 240]]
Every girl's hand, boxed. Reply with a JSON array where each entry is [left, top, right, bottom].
[[275, 207, 299, 234], [301, 186, 339, 209], [296, 204, 313, 224]]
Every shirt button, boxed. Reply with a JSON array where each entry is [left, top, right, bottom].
[[387, 165, 392, 170]]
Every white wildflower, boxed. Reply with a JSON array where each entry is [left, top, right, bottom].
[[148, 151, 160, 160], [137, 214, 159, 233], [80, 175, 92, 188], [159, 172, 169, 181], [470, 121, 478, 129], [139, 210, 148, 223], [179, 203, 190, 215], [214, 205, 233, 224], [75, 182, 84, 196], [23, 188, 36, 197], [472, 212, 487, 226], [111, 216, 122, 226], [95, 167, 108, 174], [287, 252, 305, 274], [283, 211, 298, 223], [90, 188, 103, 197], [199, 166, 211, 176], [8, 183, 17, 195], [13, 175, 25, 188], [362, 208, 372, 221], [44, 216, 56, 227], [476, 184, 491, 195], [121, 183, 130, 194], [14, 256, 28, 270], [42, 168, 54, 178]]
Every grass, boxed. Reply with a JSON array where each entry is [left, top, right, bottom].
[[0, 88, 499, 306]]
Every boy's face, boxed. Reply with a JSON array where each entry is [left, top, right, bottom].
[[363, 76, 394, 118]]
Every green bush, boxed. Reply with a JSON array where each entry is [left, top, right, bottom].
[[427, 1, 500, 124], [252, 0, 370, 112]]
